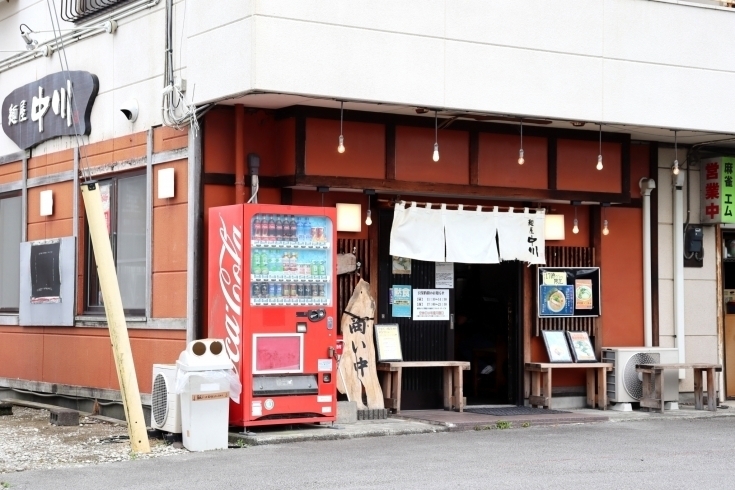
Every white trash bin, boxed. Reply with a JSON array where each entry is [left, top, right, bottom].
[[176, 338, 241, 452]]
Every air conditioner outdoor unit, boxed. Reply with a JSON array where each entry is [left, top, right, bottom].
[[150, 364, 182, 433], [602, 347, 680, 405]]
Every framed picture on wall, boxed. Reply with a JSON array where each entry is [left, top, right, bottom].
[[541, 330, 574, 363], [566, 331, 597, 362]]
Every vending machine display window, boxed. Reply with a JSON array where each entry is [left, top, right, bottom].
[[249, 213, 333, 307], [252, 334, 304, 374]]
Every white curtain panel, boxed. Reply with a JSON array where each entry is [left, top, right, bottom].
[[444, 205, 500, 264], [497, 208, 546, 264], [389, 202, 446, 262]]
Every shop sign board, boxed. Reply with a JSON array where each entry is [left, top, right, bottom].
[[2, 71, 99, 150], [413, 289, 449, 321], [700, 156, 735, 224]]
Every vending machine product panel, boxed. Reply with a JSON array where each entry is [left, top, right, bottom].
[[208, 204, 337, 427]]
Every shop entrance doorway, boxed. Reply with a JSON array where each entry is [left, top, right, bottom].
[[453, 262, 523, 405], [377, 208, 524, 410]]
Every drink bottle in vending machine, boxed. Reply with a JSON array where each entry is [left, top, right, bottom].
[[207, 204, 337, 428]]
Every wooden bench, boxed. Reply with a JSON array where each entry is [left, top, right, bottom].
[[377, 361, 471, 414], [636, 363, 723, 413], [525, 362, 613, 410]]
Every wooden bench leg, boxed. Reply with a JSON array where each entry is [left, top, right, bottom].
[[443, 366, 451, 411], [707, 368, 717, 411], [381, 371, 392, 411], [598, 367, 608, 411], [453, 366, 463, 412], [641, 370, 651, 412], [655, 368, 664, 414], [543, 369, 552, 409], [531, 371, 541, 408], [694, 368, 703, 410], [586, 369, 595, 409], [394, 368, 402, 414]]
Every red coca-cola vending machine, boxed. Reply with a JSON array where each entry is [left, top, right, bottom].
[[208, 204, 338, 427]]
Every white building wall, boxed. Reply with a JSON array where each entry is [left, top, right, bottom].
[[186, 0, 735, 134], [657, 147, 720, 392], [4, 0, 735, 159]]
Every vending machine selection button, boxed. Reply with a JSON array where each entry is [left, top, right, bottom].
[[296, 322, 307, 333]]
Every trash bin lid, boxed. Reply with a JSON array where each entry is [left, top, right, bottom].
[[176, 338, 234, 371]]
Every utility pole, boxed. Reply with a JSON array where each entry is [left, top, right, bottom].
[[81, 181, 150, 454]]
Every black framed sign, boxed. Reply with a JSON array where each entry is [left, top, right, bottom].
[[541, 330, 573, 363], [30, 240, 61, 304], [537, 267, 601, 318], [2, 71, 98, 150], [374, 324, 404, 362]]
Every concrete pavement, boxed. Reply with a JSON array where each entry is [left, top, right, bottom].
[[4, 416, 735, 490]]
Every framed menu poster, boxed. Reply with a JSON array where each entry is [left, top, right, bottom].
[[538, 267, 601, 318], [541, 330, 574, 363], [566, 331, 597, 362], [374, 324, 404, 362]]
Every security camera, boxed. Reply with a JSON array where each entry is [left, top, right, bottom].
[[120, 99, 138, 122]]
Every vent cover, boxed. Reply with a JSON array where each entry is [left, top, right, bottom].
[[151, 373, 169, 427], [623, 352, 660, 400]]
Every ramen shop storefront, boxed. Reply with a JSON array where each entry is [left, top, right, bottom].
[[200, 104, 654, 409]]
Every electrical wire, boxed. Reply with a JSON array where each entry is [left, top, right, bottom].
[[45, 0, 93, 182], [161, 0, 211, 133]]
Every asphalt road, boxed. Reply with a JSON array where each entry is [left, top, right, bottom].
[[4, 417, 735, 490]]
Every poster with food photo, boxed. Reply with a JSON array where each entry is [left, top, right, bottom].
[[566, 331, 597, 362], [539, 285, 575, 316], [575, 279, 593, 310]]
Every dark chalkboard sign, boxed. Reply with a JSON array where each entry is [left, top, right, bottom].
[[30, 240, 61, 304]]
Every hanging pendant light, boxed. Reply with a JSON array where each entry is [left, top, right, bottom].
[[337, 101, 345, 153], [572, 201, 580, 234], [672, 130, 680, 175], [596, 123, 603, 170], [602, 203, 610, 236], [518, 118, 525, 165], [365, 193, 372, 226], [432, 110, 440, 162], [364, 189, 375, 226]]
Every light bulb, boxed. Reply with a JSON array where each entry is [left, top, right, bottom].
[[337, 135, 345, 153], [365, 209, 372, 226], [518, 148, 525, 165], [596, 154, 603, 171], [603, 219, 610, 236], [572, 219, 579, 234], [673, 159, 679, 175], [432, 142, 439, 162]]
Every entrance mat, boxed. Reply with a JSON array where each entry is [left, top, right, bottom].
[[464, 406, 569, 416]]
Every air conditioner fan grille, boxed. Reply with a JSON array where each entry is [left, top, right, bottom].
[[623, 352, 660, 400], [152, 373, 169, 426]]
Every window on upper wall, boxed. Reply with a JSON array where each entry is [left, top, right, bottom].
[[61, 0, 135, 22], [85, 171, 146, 316], [0, 193, 22, 313]]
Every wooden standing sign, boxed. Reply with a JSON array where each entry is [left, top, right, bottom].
[[337, 279, 384, 409]]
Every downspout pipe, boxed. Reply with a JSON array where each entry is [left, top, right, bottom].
[[673, 171, 686, 379], [234, 105, 246, 204], [640, 178, 656, 347], [248, 153, 260, 204]]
